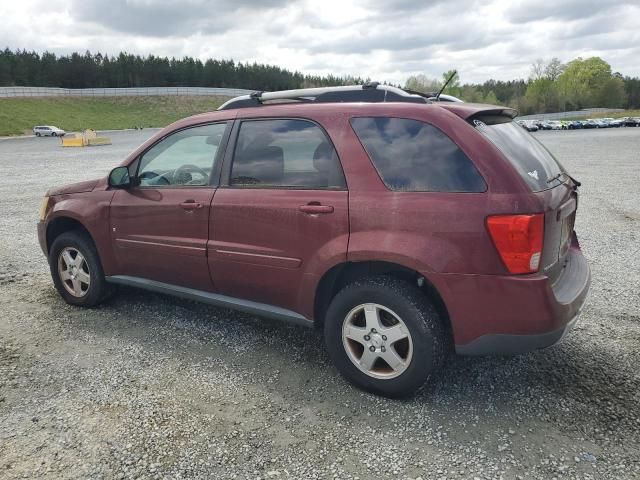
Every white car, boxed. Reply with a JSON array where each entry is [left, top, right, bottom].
[[547, 121, 563, 130], [33, 125, 66, 137]]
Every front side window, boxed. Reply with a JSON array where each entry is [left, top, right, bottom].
[[230, 119, 346, 189], [137, 123, 227, 187], [351, 117, 486, 192]]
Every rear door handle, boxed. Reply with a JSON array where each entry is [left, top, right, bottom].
[[180, 200, 203, 210], [299, 204, 334, 214]]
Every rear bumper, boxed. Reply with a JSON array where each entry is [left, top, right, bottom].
[[430, 245, 591, 356], [455, 304, 582, 355]]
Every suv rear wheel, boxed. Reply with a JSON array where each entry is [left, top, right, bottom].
[[324, 276, 446, 397], [49, 230, 110, 307]]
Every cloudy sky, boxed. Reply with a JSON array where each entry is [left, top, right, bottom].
[[1, 0, 639, 84]]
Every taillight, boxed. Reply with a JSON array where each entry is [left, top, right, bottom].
[[486, 213, 544, 274]]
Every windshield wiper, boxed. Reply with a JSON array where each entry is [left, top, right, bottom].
[[547, 171, 581, 189], [546, 172, 565, 184], [567, 174, 581, 187]]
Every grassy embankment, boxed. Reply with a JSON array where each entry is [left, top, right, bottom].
[[0, 96, 226, 136], [564, 109, 640, 121]]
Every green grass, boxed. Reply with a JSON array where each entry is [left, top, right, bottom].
[[564, 109, 640, 121], [0, 96, 226, 136]]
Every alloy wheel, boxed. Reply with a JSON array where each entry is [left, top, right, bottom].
[[342, 303, 413, 379], [57, 247, 90, 297]]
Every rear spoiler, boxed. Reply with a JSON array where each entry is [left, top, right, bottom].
[[439, 103, 518, 121]]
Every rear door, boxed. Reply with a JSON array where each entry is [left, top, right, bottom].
[[209, 118, 349, 315], [110, 122, 231, 291]]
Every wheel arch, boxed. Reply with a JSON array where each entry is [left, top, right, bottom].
[[314, 260, 452, 338], [46, 216, 95, 255]]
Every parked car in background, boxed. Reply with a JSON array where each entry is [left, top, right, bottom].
[[533, 120, 552, 130], [517, 120, 538, 132], [582, 119, 598, 129], [623, 117, 640, 127], [33, 126, 66, 137], [547, 121, 563, 130], [567, 121, 583, 130], [36, 84, 591, 397]]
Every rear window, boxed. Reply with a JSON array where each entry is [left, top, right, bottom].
[[230, 119, 346, 189], [472, 118, 564, 191], [350, 117, 486, 192]]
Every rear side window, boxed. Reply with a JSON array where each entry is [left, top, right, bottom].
[[472, 118, 564, 191], [350, 117, 486, 192], [230, 119, 346, 189]]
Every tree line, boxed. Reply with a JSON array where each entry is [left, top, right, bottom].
[[406, 58, 640, 114], [1, 49, 639, 114], [0, 49, 366, 92]]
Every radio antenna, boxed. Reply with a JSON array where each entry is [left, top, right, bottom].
[[436, 70, 457, 101]]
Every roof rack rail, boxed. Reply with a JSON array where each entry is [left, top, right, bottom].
[[403, 89, 464, 103], [217, 83, 431, 110]]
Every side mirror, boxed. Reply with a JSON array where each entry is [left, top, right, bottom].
[[108, 166, 131, 189]]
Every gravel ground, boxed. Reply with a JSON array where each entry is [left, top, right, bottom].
[[0, 128, 639, 480]]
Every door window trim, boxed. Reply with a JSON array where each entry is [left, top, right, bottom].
[[219, 117, 348, 191], [130, 120, 234, 190]]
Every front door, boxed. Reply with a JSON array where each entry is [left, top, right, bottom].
[[209, 118, 349, 315], [110, 122, 230, 291]]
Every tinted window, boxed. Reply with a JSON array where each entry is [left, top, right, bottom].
[[351, 117, 486, 192], [138, 123, 227, 187], [230, 119, 346, 188], [472, 119, 563, 191]]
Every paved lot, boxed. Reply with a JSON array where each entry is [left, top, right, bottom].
[[0, 128, 639, 479]]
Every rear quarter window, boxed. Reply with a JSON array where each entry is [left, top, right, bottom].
[[350, 117, 486, 193]]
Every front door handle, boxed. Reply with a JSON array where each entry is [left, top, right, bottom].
[[180, 200, 203, 210], [299, 204, 334, 214]]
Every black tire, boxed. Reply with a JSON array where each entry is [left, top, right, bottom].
[[35, 132, 40, 137], [49, 230, 110, 307], [324, 276, 448, 398]]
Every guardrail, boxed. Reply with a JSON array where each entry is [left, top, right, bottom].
[[517, 108, 625, 120], [0, 86, 255, 98]]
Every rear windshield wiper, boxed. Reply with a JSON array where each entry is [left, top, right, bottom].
[[546, 172, 565, 184], [547, 171, 581, 188]]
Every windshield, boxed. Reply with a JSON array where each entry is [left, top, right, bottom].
[[473, 120, 564, 192]]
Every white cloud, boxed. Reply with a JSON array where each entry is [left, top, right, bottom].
[[1, 0, 639, 84]]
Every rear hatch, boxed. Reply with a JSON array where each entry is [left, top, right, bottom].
[[470, 114, 578, 280]]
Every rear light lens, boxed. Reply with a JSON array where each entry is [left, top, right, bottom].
[[486, 213, 544, 274]]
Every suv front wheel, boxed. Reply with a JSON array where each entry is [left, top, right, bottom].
[[49, 230, 110, 307], [324, 276, 447, 398]]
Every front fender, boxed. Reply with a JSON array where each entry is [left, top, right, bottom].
[[46, 191, 116, 274]]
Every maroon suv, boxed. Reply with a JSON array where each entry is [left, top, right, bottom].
[[37, 85, 590, 397]]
